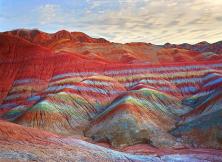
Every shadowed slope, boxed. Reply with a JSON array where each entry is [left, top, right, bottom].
[[172, 87, 222, 149]]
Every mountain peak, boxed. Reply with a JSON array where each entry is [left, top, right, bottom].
[[195, 41, 209, 45], [3, 29, 109, 45]]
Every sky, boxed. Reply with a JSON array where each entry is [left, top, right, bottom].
[[0, 0, 222, 44]]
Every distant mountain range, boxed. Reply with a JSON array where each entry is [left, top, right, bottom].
[[164, 41, 222, 54]]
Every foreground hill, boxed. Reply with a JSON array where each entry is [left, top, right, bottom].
[[1, 120, 222, 161], [0, 29, 222, 161]]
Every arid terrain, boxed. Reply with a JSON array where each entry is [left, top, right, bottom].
[[0, 29, 222, 161]]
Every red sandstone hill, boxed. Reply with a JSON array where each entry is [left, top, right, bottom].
[[0, 33, 53, 62], [2, 29, 221, 64], [3, 29, 109, 46]]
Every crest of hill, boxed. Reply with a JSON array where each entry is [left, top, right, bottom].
[[2, 29, 109, 45]]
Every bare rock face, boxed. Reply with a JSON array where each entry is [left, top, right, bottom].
[[0, 29, 222, 161]]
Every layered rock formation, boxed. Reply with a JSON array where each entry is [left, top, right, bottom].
[[0, 29, 222, 161]]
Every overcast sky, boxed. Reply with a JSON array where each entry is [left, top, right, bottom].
[[0, 0, 222, 44]]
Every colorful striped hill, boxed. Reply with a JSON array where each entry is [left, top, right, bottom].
[[0, 29, 222, 161]]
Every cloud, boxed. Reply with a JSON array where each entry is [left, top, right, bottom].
[[216, 16, 222, 21], [1, 0, 222, 44], [81, 0, 222, 44], [38, 4, 60, 25]]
